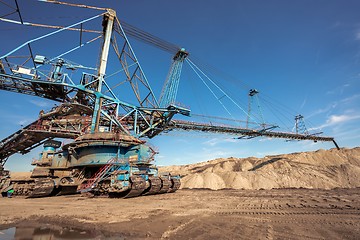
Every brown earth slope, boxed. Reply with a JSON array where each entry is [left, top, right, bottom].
[[160, 147, 360, 190]]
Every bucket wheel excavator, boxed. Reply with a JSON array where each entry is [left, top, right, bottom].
[[0, 1, 337, 198]]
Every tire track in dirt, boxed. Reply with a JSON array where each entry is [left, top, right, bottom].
[[161, 218, 196, 239]]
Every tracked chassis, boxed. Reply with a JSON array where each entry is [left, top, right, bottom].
[[0, 133, 180, 198]]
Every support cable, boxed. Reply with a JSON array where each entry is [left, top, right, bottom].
[[0, 13, 104, 59], [114, 18, 160, 107], [14, 0, 36, 68], [0, 11, 17, 19], [187, 58, 260, 126], [186, 55, 309, 132], [0, 0, 17, 9], [186, 59, 235, 121], [120, 20, 180, 54], [116, 28, 177, 53], [260, 98, 293, 131], [50, 35, 102, 62], [38, 0, 107, 11], [260, 94, 299, 118], [189, 55, 252, 91], [0, 17, 102, 33]]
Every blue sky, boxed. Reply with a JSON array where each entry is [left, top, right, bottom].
[[0, 0, 359, 171]]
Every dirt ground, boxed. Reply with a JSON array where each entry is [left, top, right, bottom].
[[0, 188, 360, 239]]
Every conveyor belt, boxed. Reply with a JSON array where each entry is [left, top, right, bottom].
[[170, 120, 339, 149], [0, 120, 80, 167]]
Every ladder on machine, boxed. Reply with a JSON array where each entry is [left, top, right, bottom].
[[78, 157, 118, 192]]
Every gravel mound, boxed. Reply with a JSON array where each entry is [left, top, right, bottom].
[[160, 147, 360, 190]]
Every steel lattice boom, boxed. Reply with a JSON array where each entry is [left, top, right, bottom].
[[169, 120, 338, 146]]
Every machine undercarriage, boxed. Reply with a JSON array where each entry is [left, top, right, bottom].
[[1, 134, 180, 198]]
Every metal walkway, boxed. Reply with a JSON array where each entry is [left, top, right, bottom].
[[0, 103, 92, 167], [0, 120, 80, 167], [170, 120, 339, 149]]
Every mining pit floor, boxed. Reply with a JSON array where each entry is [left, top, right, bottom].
[[1, 188, 360, 239]]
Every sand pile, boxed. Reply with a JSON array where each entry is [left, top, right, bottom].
[[8, 147, 360, 191], [8, 172, 31, 180], [160, 147, 360, 190]]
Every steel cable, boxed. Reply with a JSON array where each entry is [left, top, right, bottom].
[[119, 20, 180, 54]]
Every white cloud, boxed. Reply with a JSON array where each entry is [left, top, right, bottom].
[[203, 137, 237, 146], [356, 31, 360, 40], [300, 96, 307, 110], [333, 127, 360, 138], [330, 21, 341, 29], [18, 120, 29, 125], [328, 114, 359, 124], [258, 137, 274, 142], [18, 119, 29, 126], [316, 113, 360, 129], [29, 100, 52, 108], [326, 83, 351, 95], [155, 154, 165, 159], [308, 103, 337, 118], [308, 93, 359, 119], [203, 138, 220, 146], [339, 133, 360, 142], [340, 94, 360, 104]]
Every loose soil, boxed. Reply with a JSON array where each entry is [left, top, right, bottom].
[[161, 147, 360, 190], [1, 188, 360, 239]]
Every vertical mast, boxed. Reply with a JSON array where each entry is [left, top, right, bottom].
[[159, 48, 188, 108], [91, 9, 116, 133]]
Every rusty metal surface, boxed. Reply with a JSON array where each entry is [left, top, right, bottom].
[[57, 186, 78, 196], [142, 176, 162, 195], [168, 178, 181, 193], [56, 177, 78, 195], [0, 103, 92, 167], [2, 179, 35, 196], [158, 177, 171, 194], [28, 178, 55, 198], [30, 167, 52, 178], [123, 176, 147, 198]]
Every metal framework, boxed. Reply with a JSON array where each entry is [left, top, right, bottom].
[[170, 120, 336, 143], [0, 1, 339, 169], [294, 114, 309, 135], [159, 48, 189, 107], [247, 89, 265, 128], [0, 8, 190, 140]]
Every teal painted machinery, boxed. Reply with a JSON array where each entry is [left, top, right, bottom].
[[0, 2, 336, 199], [19, 133, 180, 198]]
